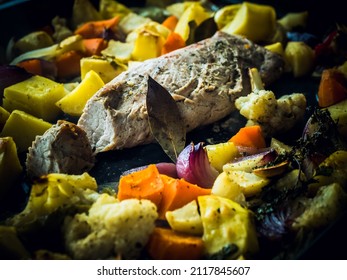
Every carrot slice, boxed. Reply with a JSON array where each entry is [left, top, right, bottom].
[[75, 16, 120, 39], [17, 59, 43, 76], [229, 125, 266, 149], [55, 50, 84, 79], [158, 175, 211, 219], [161, 32, 186, 55], [162, 15, 179, 32], [318, 69, 347, 107], [82, 38, 108, 56], [117, 164, 164, 209], [147, 227, 204, 260]]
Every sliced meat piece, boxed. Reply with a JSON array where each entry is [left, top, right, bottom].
[[26, 120, 95, 178], [78, 32, 284, 153]]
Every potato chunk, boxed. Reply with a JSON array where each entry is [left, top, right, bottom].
[[3, 76, 66, 122]]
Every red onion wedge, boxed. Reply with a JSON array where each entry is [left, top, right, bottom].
[[176, 142, 219, 188]]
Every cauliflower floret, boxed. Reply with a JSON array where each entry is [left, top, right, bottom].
[[63, 193, 158, 259], [236, 90, 306, 137]]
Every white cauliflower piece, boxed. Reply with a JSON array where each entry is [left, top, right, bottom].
[[235, 90, 306, 137], [63, 193, 158, 259]]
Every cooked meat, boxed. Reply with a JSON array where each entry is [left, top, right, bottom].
[[26, 120, 95, 178], [78, 32, 284, 153]]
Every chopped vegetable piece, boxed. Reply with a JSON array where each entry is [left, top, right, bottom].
[[131, 29, 164, 61], [0, 106, 10, 130], [147, 227, 204, 260], [221, 2, 276, 43], [75, 16, 120, 39], [264, 42, 284, 56], [71, 0, 102, 28], [284, 41, 315, 77], [165, 200, 203, 235], [0, 137, 23, 198], [13, 31, 54, 55], [16, 59, 57, 79], [161, 32, 186, 55], [56, 70, 104, 117], [55, 50, 84, 80], [205, 141, 239, 172], [214, 4, 242, 29], [318, 69, 347, 107], [80, 56, 127, 83], [211, 172, 245, 204], [198, 195, 259, 259], [229, 125, 266, 149], [117, 164, 164, 209], [99, 0, 131, 19], [3, 75, 66, 122], [277, 11, 309, 31], [326, 99, 347, 137], [158, 174, 211, 219], [162, 15, 179, 31], [82, 38, 108, 56], [0, 110, 52, 152], [100, 40, 134, 62]]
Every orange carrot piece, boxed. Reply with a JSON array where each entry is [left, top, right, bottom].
[[17, 59, 43, 76], [55, 50, 84, 79], [318, 69, 347, 107], [229, 125, 266, 149], [75, 16, 120, 39], [147, 227, 204, 260], [83, 38, 108, 56], [158, 175, 211, 219], [161, 32, 186, 55], [162, 15, 179, 32], [117, 164, 164, 209]]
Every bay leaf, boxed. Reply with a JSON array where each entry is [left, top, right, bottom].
[[146, 76, 186, 162]]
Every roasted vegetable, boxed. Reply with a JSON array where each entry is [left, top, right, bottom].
[[205, 141, 239, 173], [0, 106, 10, 130], [221, 2, 276, 43], [63, 193, 157, 259], [2, 75, 66, 122], [0, 137, 23, 198], [147, 226, 204, 260], [56, 70, 105, 117], [0, 110, 52, 153], [326, 99, 347, 137], [0, 226, 30, 259], [13, 31, 54, 56], [198, 195, 259, 259]]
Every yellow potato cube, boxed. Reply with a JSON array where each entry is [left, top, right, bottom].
[[3, 76, 66, 122], [211, 172, 245, 204], [0, 106, 10, 130], [80, 56, 127, 83], [131, 30, 164, 61], [222, 2, 276, 43], [198, 195, 259, 258], [0, 110, 52, 152], [265, 42, 284, 56], [205, 141, 239, 172], [0, 137, 23, 198], [165, 200, 203, 236], [56, 70, 105, 117], [284, 41, 314, 77]]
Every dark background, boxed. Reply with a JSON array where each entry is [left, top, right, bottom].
[[0, 0, 346, 260]]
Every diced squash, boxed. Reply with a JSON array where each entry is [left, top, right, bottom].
[[83, 38, 108, 56], [198, 195, 259, 259], [55, 50, 84, 80], [229, 125, 266, 149], [205, 141, 239, 172], [211, 172, 245, 204], [0, 137, 23, 198], [3, 76, 66, 122], [56, 70, 104, 117], [318, 69, 347, 107], [147, 227, 204, 260], [74, 16, 120, 39], [165, 200, 203, 235], [0, 106, 10, 130], [162, 15, 179, 32], [161, 32, 186, 55], [117, 164, 165, 209], [0, 110, 52, 152], [221, 2, 276, 43], [158, 175, 211, 219], [80, 56, 127, 83]]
